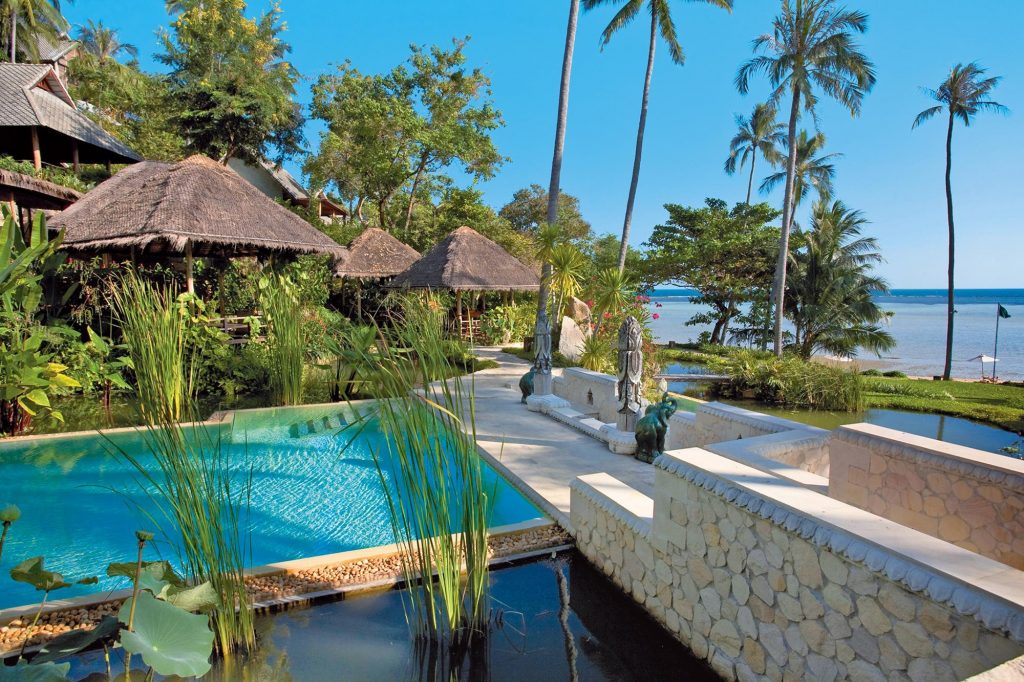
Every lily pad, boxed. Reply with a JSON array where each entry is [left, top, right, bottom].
[[33, 616, 120, 664], [10, 557, 70, 592], [0, 660, 70, 681], [118, 592, 213, 678]]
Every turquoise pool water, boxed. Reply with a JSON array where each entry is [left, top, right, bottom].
[[0, 404, 542, 609]]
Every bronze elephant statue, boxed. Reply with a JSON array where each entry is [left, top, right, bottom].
[[634, 393, 679, 463]]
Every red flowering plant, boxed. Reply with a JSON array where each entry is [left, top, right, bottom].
[[589, 293, 660, 384]]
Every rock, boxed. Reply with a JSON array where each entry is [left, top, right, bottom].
[[806, 653, 839, 682], [879, 583, 916, 622], [819, 551, 849, 586], [743, 637, 766, 675], [856, 596, 893, 636], [758, 622, 788, 666], [709, 620, 742, 658], [791, 539, 823, 588], [732, 574, 750, 606], [907, 658, 956, 682], [848, 659, 888, 682], [823, 583, 854, 616], [893, 621, 934, 658], [565, 296, 592, 326], [557, 316, 589, 362]]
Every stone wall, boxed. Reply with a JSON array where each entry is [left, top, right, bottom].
[[553, 367, 621, 423], [570, 448, 1024, 681], [830, 424, 1024, 571]]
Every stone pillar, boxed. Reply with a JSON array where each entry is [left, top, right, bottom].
[[616, 316, 643, 432], [532, 312, 553, 396]]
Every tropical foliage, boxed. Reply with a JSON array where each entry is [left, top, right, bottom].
[[0, 0, 66, 63], [724, 102, 785, 205], [759, 130, 840, 208]]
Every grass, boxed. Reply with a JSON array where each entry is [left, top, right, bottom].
[[261, 276, 305, 406], [863, 377, 1024, 432]]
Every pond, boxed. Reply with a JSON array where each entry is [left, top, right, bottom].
[[0, 404, 542, 609], [62, 551, 720, 681]]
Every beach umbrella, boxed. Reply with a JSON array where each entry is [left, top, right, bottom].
[[967, 354, 998, 380]]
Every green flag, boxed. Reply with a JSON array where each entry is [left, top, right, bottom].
[[998, 304, 1011, 319]]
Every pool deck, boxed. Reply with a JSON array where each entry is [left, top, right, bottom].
[[468, 348, 653, 532]]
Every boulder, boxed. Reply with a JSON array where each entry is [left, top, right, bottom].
[[565, 296, 592, 326], [558, 316, 589, 362]]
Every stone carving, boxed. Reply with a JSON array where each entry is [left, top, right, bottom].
[[558, 316, 588, 362], [519, 367, 535, 404], [616, 316, 643, 432], [634, 393, 679, 463], [532, 313, 552, 395]]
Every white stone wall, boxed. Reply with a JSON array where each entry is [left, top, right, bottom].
[[553, 367, 621, 423], [830, 424, 1024, 571], [571, 449, 1024, 681]]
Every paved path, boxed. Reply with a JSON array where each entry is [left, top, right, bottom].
[[467, 348, 653, 532]]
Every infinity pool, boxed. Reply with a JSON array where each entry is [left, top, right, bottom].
[[0, 404, 542, 609]]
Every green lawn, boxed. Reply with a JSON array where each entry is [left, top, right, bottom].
[[863, 377, 1024, 433]]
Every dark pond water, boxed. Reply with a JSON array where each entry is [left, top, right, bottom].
[[63, 551, 718, 681]]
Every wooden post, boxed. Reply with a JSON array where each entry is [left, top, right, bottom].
[[72, 141, 80, 174], [356, 283, 362, 320], [105, 160, 112, 175], [184, 241, 195, 294], [30, 127, 41, 171], [2, 190, 15, 217], [455, 290, 463, 337]]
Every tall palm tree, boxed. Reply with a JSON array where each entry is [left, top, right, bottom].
[[2, 0, 67, 63], [913, 63, 1007, 380], [736, 0, 875, 357], [760, 130, 840, 209], [76, 20, 138, 61], [724, 102, 785, 204], [786, 199, 894, 359], [536, 0, 580, 391], [584, 0, 733, 272]]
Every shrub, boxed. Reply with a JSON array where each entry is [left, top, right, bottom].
[[860, 369, 882, 376], [714, 352, 863, 411], [883, 370, 908, 378], [480, 304, 534, 345]]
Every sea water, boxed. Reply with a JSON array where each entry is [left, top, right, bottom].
[[649, 288, 1024, 380]]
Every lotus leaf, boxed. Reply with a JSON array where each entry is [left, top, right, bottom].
[[10, 557, 70, 592], [117, 592, 213, 678], [33, 616, 120, 664], [0, 660, 70, 681]]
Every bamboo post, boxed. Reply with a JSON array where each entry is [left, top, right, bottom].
[[455, 290, 463, 337], [30, 127, 41, 171], [184, 241, 195, 294], [72, 141, 80, 174]]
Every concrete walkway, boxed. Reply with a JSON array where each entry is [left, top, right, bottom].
[[467, 348, 653, 531]]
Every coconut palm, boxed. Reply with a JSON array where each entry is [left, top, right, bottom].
[[1, 0, 67, 63], [736, 0, 875, 356], [724, 102, 786, 204], [759, 130, 840, 209], [584, 0, 734, 272], [913, 62, 1007, 380], [76, 20, 138, 61], [535, 0, 581, 387], [786, 199, 894, 359]]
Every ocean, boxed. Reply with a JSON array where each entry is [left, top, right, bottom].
[[647, 288, 1024, 381]]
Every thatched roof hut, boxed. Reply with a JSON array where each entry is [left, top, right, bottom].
[[50, 155, 345, 291], [390, 226, 539, 292], [1, 169, 81, 210], [336, 227, 420, 279]]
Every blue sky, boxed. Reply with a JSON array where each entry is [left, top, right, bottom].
[[64, 1, 1021, 288]]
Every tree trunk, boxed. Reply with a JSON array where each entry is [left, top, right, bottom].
[[771, 87, 802, 357], [745, 149, 756, 205], [535, 0, 579, 381], [616, 10, 657, 273], [403, 154, 429, 235], [9, 8, 16, 64], [942, 112, 956, 380]]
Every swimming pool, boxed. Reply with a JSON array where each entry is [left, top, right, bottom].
[[0, 404, 542, 609]]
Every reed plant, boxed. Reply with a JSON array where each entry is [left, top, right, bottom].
[[260, 274, 305, 406], [109, 271, 255, 655], [338, 294, 494, 649]]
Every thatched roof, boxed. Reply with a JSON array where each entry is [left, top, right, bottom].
[[50, 155, 346, 258], [335, 227, 420, 279], [0, 64, 140, 164], [0, 169, 81, 210], [390, 226, 539, 292]]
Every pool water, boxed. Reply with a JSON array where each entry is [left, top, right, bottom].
[[64, 551, 720, 681], [0, 404, 542, 609]]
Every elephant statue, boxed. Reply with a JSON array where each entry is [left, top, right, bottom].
[[634, 393, 679, 464], [519, 367, 536, 404]]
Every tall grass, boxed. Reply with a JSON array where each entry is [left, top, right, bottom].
[[110, 271, 255, 655], [338, 294, 493, 650], [261, 275, 305, 406]]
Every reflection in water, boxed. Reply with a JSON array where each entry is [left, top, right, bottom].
[[65, 552, 718, 681]]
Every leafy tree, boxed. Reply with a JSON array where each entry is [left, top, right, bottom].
[[158, 0, 303, 163], [785, 200, 894, 359], [1, 0, 66, 63], [724, 102, 785, 205], [584, 0, 733, 271], [306, 39, 504, 235], [736, 0, 875, 356], [76, 19, 137, 61], [913, 62, 1008, 380], [498, 184, 590, 240], [759, 130, 840, 209], [641, 198, 780, 344], [586, 233, 643, 274]]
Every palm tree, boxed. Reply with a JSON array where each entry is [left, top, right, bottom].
[[913, 63, 1007, 380], [548, 243, 589, 325], [786, 199, 894, 359], [736, 0, 875, 357], [759, 130, 840, 209], [584, 0, 733, 272], [76, 20, 138, 61], [591, 267, 634, 337], [2, 0, 67, 63], [536, 0, 580, 390], [724, 102, 785, 204]]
